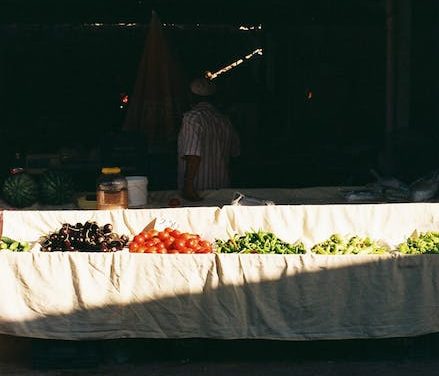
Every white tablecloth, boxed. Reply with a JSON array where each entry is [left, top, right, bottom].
[[146, 186, 359, 208], [0, 203, 439, 340], [0, 186, 391, 210]]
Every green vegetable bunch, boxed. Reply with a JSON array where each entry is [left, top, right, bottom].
[[0, 236, 31, 252], [398, 231, 439, 255], [311, 234, 388, 255], [215, 230, 306, 254]]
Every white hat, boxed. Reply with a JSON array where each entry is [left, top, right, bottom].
[[190, 78, 216, 96]]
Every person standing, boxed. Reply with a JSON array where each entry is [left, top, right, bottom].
[[177, 78, 240, 201]]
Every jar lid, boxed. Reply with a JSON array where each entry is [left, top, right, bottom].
[[101, 167, 121, 174]]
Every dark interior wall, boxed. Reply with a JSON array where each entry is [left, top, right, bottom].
[[411, 0, 439, 134], [246, 4, 387, 187], [0, 25, 141, 149], [382, 0, 439, 182], [0, 24, 263, 145], [0, 0, 435, 188]]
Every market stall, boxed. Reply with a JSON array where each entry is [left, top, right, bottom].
[[1, 203, 439, 341]]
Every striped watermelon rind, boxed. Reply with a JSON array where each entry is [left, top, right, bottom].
[[2, 173, 38, 208], [39, 170, 75, 205]]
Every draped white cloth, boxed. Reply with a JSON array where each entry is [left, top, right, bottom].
[[0, 203, 439, 340]]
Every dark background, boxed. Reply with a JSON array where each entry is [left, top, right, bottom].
[[0, 0, 437, 190]]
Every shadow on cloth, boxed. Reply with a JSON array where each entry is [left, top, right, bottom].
[[1, 254, 439, 368]]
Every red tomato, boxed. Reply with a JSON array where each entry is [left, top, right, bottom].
[[186, 239, 199, 249], [197, 247, 212, 254], [144, 239, 156, 248], [170, 229, 181, 238], [179, 247, 194, 254], [167, 249, 179, 254], [174, 239, 187, 251], [193, 241, 203, 251], [163, 238, 175, 249], [164, 227, 174, 233], [137, 245, 147, 253], [179, 233, 193, 241], [145, 246, 158, 253], [133, 234, 146, 244], [156, 247, 167, 254], [158, 231, 170, 241], [168, 198, 181, 207], [163, 240, 174, 249], [129, 242, 139, 252], [151, 237, 162, 245], [199, 240, 211, 248]]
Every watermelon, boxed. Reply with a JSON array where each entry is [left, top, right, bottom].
[[39, 170, 75, 205], [2, 173, 38, 208]]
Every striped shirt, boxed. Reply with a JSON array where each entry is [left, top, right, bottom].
[[178, 102, 240, 191]]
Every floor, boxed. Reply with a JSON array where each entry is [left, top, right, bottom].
[[2, 336, 439, 375], [3, 359, 439, 376]]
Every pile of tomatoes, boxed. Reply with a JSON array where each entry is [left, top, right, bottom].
[[129, 227, 213, 254]]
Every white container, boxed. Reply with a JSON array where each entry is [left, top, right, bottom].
[[126, 176, 148, 208]]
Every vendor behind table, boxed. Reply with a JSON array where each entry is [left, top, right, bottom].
[[177, 77, 240, 201]]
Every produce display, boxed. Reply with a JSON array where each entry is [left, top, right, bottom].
[[39, 170, 75, 205], [398, 231, 439, 255], [40, 221, 129, 252], [215, 230, 306, 254], [0, 236, 31, 252], [2, 173, 39, 208], [311, 234, 389, 255], [129, 227, 212, 253], [1, 211, 439, 256]]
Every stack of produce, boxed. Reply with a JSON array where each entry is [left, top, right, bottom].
[[39, 170, 75, 205], [311, 234, 388, 255], [129, 227, 212, 253], [215, 230, 306, 254], [2, 173, 39, 208], [0, 236, 31, 252], [1, 169, 75, 208], [398, 231, 439, 254], [40, 221, 129, 252]]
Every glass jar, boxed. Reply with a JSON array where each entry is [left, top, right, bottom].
[[96, 167, 128, 210]]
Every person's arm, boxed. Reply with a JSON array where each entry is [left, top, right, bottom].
[[183, 155, 202, 201]]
